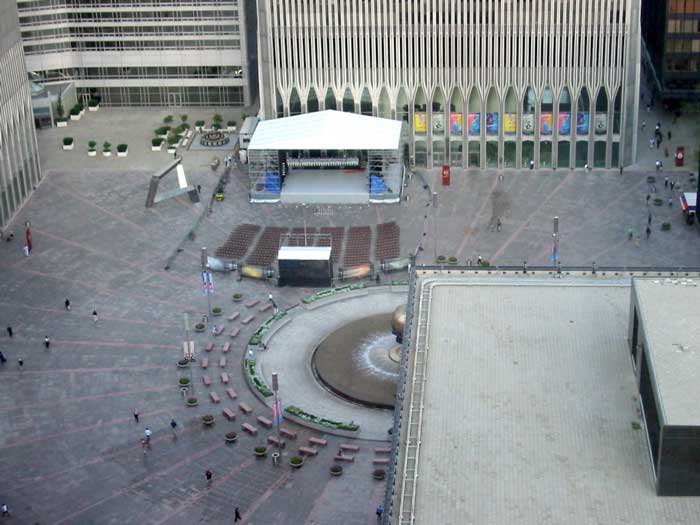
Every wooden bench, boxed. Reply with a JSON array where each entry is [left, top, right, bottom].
[[279, 427, 297, 440], [209, 391, 221, 403], [239, 402, 252, 415], [229, 327, 240, 338], [374, 447, 391, 454], [220, 372, 229, 384], [219, 357, 226, 368], [241, 316, 255, 325], [202, 375, 212, 386], [227, 312, 240, 322], [201, 358, 209, 369], [212, 325, 224, 336], [259, 303, 273, 313], [223, 407, 236, 421], [340, 443, 360, 453], [245, 299, 260, 308], [222, 342, 231, 353], [242, 422, 258, 436], [373, 458, 390, 465], [226, 387, 237, 399], [334, 454, 355, 463], [205, 342, 215, 352], [267, 435, 285, 448], [309, 437, 328, 447], [299, 446, 318, 457], [257, 416, 273, 429]]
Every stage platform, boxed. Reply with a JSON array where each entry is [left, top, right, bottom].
[[280, 169, 369, 204]]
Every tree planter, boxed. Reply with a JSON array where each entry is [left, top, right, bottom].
[[88, 106, 99, 112], [88, 150, 97, 157], [70, 114, 81, 121], [232, 294, 243, 302], [254, 446, 268, 457], [227, 126, 236, 132], [56, 120, 68, 128], [167, 147, 177, 154], [195, 323, 205, 333], [102, 151, 112, 157], [178, 377, 191, 387], [117, 150, 128, 157], [177, 359, 190, 368], [372, 469, 386, 480], [329, 465, 343, 477], [186, 397, 198, 407], [225, 432, 238, 443], [63, 144, 74, 151], [436, 255, 447, 264], [447, 256, 458, 265], [212, 307, 222, 316], [289, 456, 304, 468], [151, 144, 162, 152], [202, 415, 215, 426]]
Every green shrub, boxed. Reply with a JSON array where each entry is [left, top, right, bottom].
[[167, 135, 180, 145], [227, 120, 237, 127], [179, 377, 190, 386], [213, 113, 223, 124], [155, 126, 169, 136], [479, 260, 491, 267], [180, 114, 188, 123], [88, 140, 97, 151], [116, 144, 128, 153], [195, 119, 205, 127], [244, 358, 273, 397], [436, 255, 446, 263], [661, 222, 671, 231], [152, 137, 164, 146], [55, 95, 64, 119], [69, 106, 81, 116], [212, 122, 221, 130], [653, 197, 663, 206], [284, 405, 359, 432], [63, 137, 73, 146], [88, 97, 99, 107], [164, 115, 174, 124], [102, 141, 111, 152]]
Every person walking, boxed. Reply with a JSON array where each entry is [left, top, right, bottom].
[[44, 336, 50, 349], [670, 180, 675, 191], [646, 194, 651, 205], [6, 326, 12, 338], [65, 298, 71, 311], [92, 310, 98, 324], [133, 408, 140, 423], [665, 177, 669, 188], [234, 507, 242, 522], [496, 218, 502, 232], [646, 225, 651, 239], [477, 255, 483, 266], [376, 504, 383, 521], [0, 352, 6, 365], [648, 212, 652, 226], [205, 469, 213, 484], [17, 357, 23, 368], [640, 121, 646, 131], [144, 427, 152, 444], [2, 503, 9, 516], [268, 293, 278, 314], [668, 130, 672, 140], [170, 419, 177, 436]]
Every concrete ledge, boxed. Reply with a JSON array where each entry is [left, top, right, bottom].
[[282, 411, 359, 439]]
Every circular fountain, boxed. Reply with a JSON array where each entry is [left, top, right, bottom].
[[200, 130, 230, 147], [312, 308, 405, 409]]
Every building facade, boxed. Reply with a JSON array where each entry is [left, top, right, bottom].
[[258, 0, 641, 169], [16, 0, 253, 107], [642, 0, 700, 101], [0, 2, 41, 231]]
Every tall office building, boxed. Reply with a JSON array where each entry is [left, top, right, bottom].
[[0, 2, 41, 231], [642, 0, 700, 101], [17, 0, 253, 107], [258, 0, 641, 169]]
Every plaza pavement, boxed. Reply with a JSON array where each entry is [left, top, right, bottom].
[[0, 98, 698, 523]]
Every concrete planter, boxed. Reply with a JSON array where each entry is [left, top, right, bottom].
[[88, 150, 97, 157], [117, 149, 128, 157], [56, 120, 68, 128], [158, 134, 168, 140], [151, 145, 162, 152], [62, 144, 74, 151], [167, 147, 177, 154], [79, 109, 85, 116], [88, 105, 99, 112], [70, 114, 81, 121], [227, 126, 236, 132], [102, 151, 112, 157]]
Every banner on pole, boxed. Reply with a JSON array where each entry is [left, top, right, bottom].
[[272, 398, 283, 426], [201, 271, 215, 295]]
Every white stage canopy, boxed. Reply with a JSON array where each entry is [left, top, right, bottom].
[[248, 110, 403, 151]]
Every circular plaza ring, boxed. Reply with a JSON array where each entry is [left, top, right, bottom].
[[200, 131, 230, 147]]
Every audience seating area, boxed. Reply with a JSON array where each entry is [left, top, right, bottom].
[[344, 226, 372, 267], [247, 227, 289, 266], [215, 223, 261, 259], [375, 222, 401, 261]]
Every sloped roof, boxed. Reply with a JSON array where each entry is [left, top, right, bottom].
[[248, 110, 402, 151]]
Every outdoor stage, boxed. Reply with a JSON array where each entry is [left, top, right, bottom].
[[281, 169, 369, 204]]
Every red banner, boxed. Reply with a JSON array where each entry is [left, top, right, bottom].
[[25, 225, 32, 253]]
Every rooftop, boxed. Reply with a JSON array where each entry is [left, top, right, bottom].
[[248, 110, 403, 151], [396, 275, 700, 524], [633, 277, 700, 426]]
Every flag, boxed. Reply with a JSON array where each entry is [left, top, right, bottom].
[[551, 241, 559, 262], [201, 271, 215, 295], [25, 225, 32, 253], [272, 398, 283, 426]]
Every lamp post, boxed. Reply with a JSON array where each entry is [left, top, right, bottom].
[[201, 247, 212, 318], [272, 372, 281, 445], [184, 313, 194, 395], [552, 216, 559, 265]]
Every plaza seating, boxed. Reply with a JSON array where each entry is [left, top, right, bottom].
[[201, 358, 209, 369], [247, 226, 289, 266], [267, 435, 285, 448], [259, 303, 272, 312], [220, 372, 229, 383], [223, 407, 236, 421], [212, 325, 224, 336], [241, 315, 255, 325], [219, 357, 226, 368], [374, 447, 391, 454], [215, 223, 261, 260], [228, 312, 240, 322], [209, 391, 221, 403], [319, 226, 344, 262], [299, 446, 318, 457], [229, 327, 240, 338], [373, 458, 390, 465], [257, 415, 273, 429], [239, 402, 253, 415], [334, 454, 355, 462], [242, 423, 258, 436], [375, 222, 401, 260], [340, 443, 360, 452], [205, 342, 214, 352], [246, 299, 260, 308], [202, 375, 212, 386], [309, 437, 328, 447], [222, 342, 231, 353], [280, 427, 297, 440], [226, 387, 237, 399], [343, 226, 372, 267]]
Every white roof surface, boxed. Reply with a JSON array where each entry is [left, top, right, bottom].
[[248, 110, 402, 151], [634, 278, 700, 426], [277, 246, 331, 261]]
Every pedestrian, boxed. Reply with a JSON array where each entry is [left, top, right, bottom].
[[477, 255, 483, 266], [133, 408, 139, 423], [65, 298, 71, 311], [670, 180, 675, 191], [17, 357, 23, 368], [584, 163, 589, 171], [669, 198, 673, 207], [496, 218, 502, 232], [619, 166, 623, 176], [376, 504, 383, 520], [628, 228, 634, 241], [1, 503, 8, 516], [197, 184, 201, 194], [234, 507, 242, 522], [640, 121, 646, 131], [656, 138, 661, 149], [0, 351, 6, 365], [665, 177, 669, 188], [173, 150, 177, 159], [144, 427, 152, 444], [668, 130, 672, 140], [529, 159, 534, 170], [205, 469, 213, 483], [646, 226, 651, 239], [44, 336, 50, 349], [338, 448, 343, 457], [646, 194, 651, 205], [92, 309, 98, 323], [170, 419, 177, 435], [648, 212, 652, 226], [646, 103, 651, 113], [649, 138, 654, 149], [6, 326, 12, 338]]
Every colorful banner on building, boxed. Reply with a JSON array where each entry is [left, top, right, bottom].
[[468, 113, 481, 135], [594, 113, 607, 134], [540, 113, 553, 135], [450, 113, 463, 135], [486, 112, 499, 135], [559, 112, 571, 135], [504, 113, 517, 134], [576, 112, 590, 134], [414, 113, 427, 133], [522, 114, 535, 135], [433, 113, 444, 134]]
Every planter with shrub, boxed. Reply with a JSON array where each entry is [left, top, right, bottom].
[[164, 115, 174, 124], [447, 256, 458, 265], [116, 144, 128, 157], [436, 255, 446, 264], [479, 259, 491, 267], [661, 222, 671, 231], [56, 119, 68, 128], [88, 98, 100, 111], [232, 293, 243, 302], [166, 134, 179, 153], [254, 446, 268, 457], [653, 197, 663, 206], [225, 431, 238, 443], [212, 307, 222, 316], [289, 456, 304, 468], [62, 137, 74, 151], [227, 120, 237, 131], [186, 397, 198, 407], [202, 414, 215, 426], [102, 142, 112, 157], [329, 465, 343, 476], [372, 469, 386, 480], [178, 377, 191, 387], [155, 126, 170, 138], [152, 137, 164, 151], [195, 322, 205, 333], [195, 120, 205, 131], [70, 106, 81, 121], [88, 140, 97, 157], [177, 359, 190, 368]]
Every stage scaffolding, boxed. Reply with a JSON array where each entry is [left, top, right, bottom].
[[368, 148, 404, 204], [248, 149, 282, 203]]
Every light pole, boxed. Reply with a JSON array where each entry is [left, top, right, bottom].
[[552, 216, 559, 266], [272, 372, 281, 445], [432, 192, 438, 262], [201, 247, 212, 318], [184, 313, 194, 395]]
